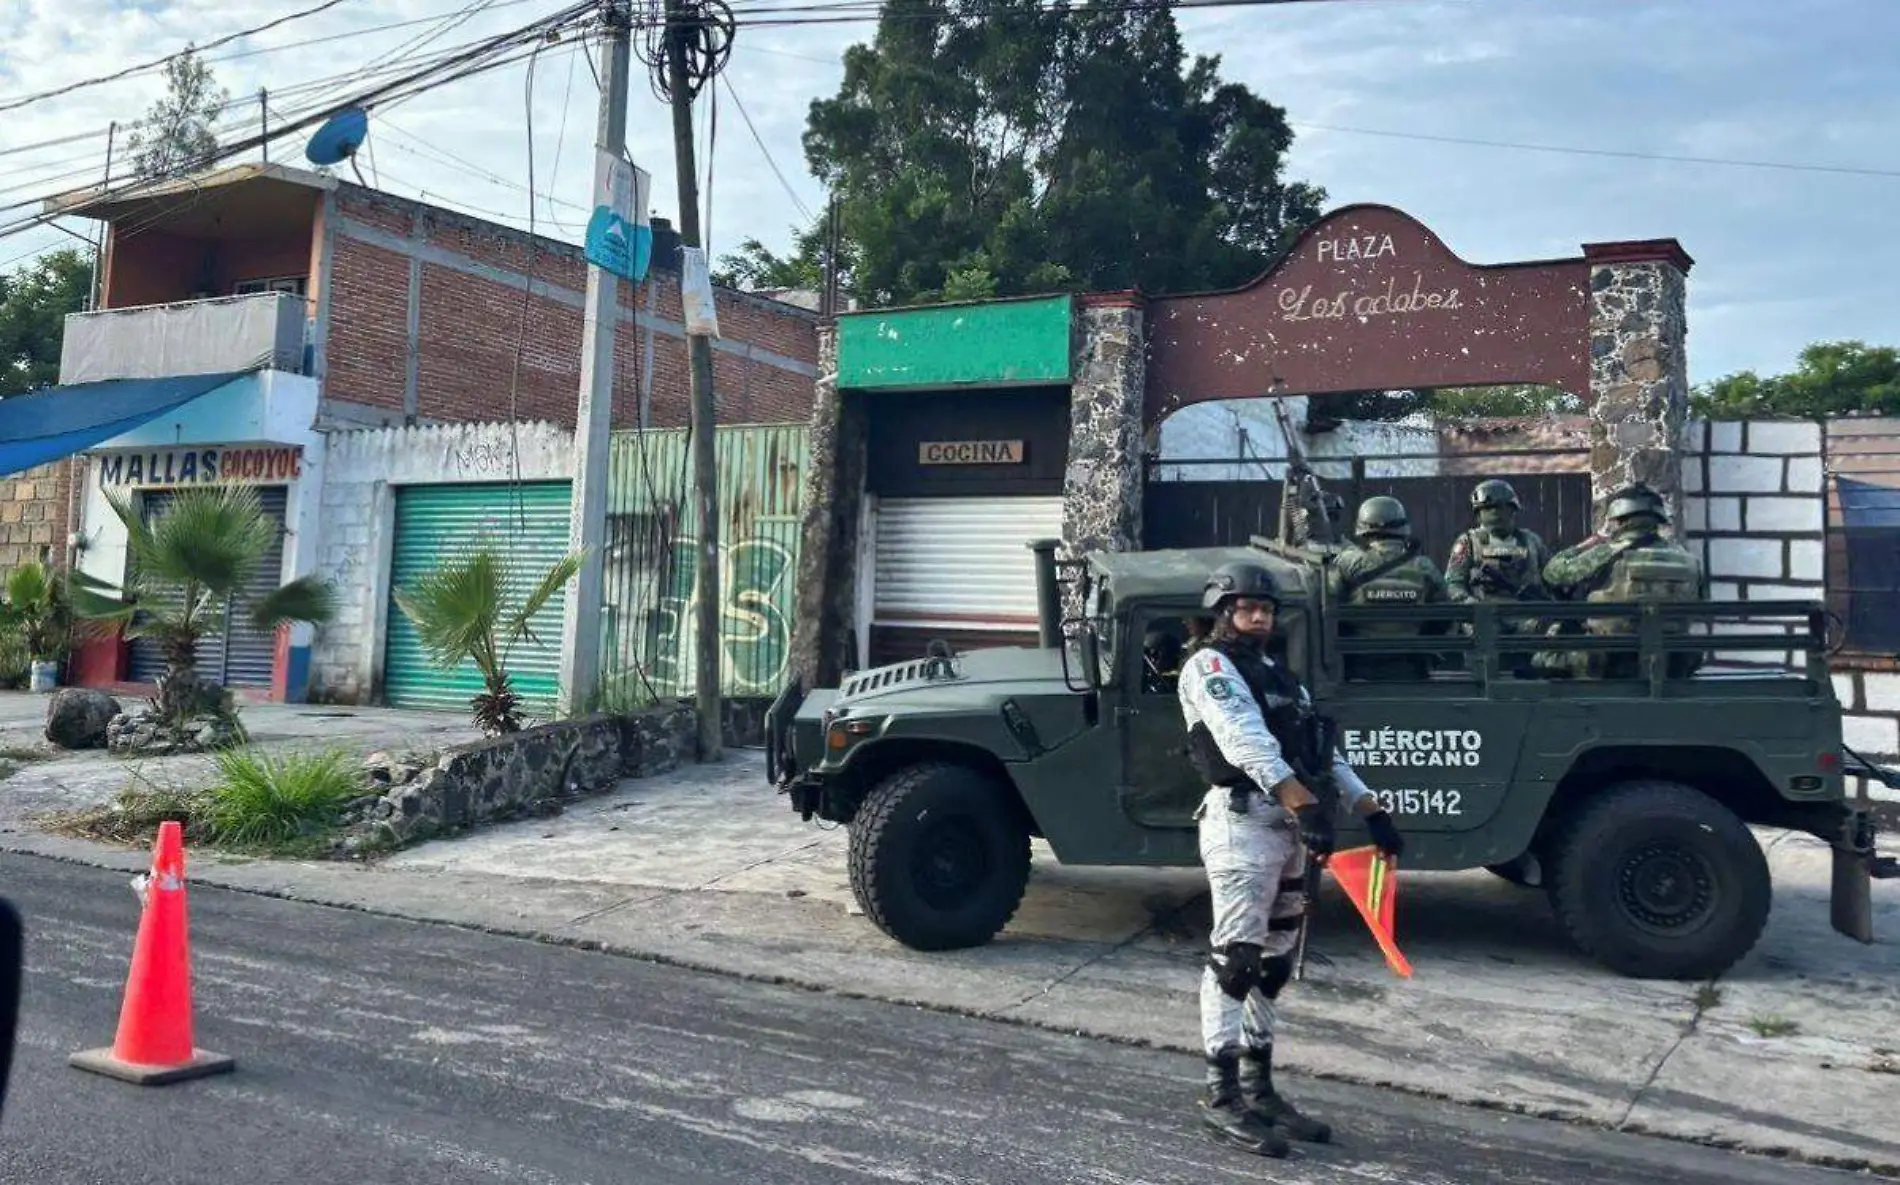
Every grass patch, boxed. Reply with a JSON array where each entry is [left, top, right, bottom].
[[1748, 1015, 1801, 1039], [1692, 984, 1723, 1011], [204, 747, 364, 848], [47, 746, 367, 856]]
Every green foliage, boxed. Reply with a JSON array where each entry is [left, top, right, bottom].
[[723, 0, 1324, 307], [392, 543, 584, 735], [1, 559, 72, 661], [70, 485, 334, 724], [1429, 385, 1584, 419], [0, 249, 91, 397], [1691, 340, 1900, 419], [205, 746, 363, 848], [126, 46, 229, 180]]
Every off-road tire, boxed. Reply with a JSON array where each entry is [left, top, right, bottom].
[[847, 761, 1031, 952], [1545, 779, 1770, 980]]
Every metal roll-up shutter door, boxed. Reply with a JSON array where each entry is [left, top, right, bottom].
[[383, 482, 573, 713], [871, 496, 1064, 663], [128, 486, 287, 688]]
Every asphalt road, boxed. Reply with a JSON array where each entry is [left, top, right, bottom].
[[0, 854, 1869, 1185]]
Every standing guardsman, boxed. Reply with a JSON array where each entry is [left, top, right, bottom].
[[1177, 559, 1405, 1157]]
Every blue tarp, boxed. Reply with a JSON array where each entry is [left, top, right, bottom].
[[0, 371, 251, 478]]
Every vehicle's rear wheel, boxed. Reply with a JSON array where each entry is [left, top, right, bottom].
[[847, 761, 1031, 951], [1546, 779, 1770, 979]]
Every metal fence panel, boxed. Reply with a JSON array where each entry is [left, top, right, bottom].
[[601, 422, 808, 702]]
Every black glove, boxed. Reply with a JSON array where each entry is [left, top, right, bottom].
[[1294, 803, 1335, 859], [1364, 809, 1405, 858]]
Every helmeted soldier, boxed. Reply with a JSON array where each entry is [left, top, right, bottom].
[[1328, 495, 1450, 680], [1176, 560, 1404, 1157], [1445, 480, 1551, 603], [1445, 479, 1551, 674], [1537, 483, 1706, 678]]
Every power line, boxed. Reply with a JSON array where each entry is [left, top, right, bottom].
[[0, 0, 365, 116], [718, 74, 813, 224], [1290, 121, 1900, 181]]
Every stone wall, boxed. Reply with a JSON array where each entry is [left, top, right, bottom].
[[309, 420, 575, 702], [351, 704, 697, 848], [1061, 296, 1145, 617], [788, 326, 869, 688], [1585, 247, 1692, 523]]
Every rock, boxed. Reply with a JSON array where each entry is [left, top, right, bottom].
[[45, 688, 122, 749]]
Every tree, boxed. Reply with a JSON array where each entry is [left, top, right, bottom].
[[392, 543, 583, 735], [1428, 385, 1583, 419], [125, 46, 229, 181], [71, 485, 335, 738], [0, 250, 91, 397], [1691, 340, 1900, 419], [726, 0, 1324, 307]]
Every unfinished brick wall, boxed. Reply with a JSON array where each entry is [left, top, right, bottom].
[[323, 186, 820, 430], [0, 459, 76, 575]]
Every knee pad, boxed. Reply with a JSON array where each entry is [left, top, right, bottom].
[[1259, 954, 1293, 999], [1208, 942, 1264, 1001]]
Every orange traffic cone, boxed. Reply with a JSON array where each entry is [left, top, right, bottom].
[[70, 821, 235, 1085]]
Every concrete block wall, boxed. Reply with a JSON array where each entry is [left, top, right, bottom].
[[1834, 670, 1900, 806], [1681, 419, 1825, 667], [0, 458, 77, 576], [308, 420, 575, 703]]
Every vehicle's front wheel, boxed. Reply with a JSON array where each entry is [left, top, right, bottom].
[[1546, 779, 1771, 979], [847, 761, 1031, 951]]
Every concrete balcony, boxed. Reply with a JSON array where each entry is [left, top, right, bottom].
[[58, 291, 309, 386]]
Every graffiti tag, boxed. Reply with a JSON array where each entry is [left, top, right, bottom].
[[645, 535, 794, 695]]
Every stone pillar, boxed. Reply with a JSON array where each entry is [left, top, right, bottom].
[[1062, 294, 1147, 602], [1583, 240, 1694, 529], [788, 326, 869, 688]]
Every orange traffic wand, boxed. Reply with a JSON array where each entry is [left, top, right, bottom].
[[1326, 845, 1415, 979], [70, 820, 235, 1085]]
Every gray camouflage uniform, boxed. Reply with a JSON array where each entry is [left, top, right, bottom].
[[1177, 645, 1376, 1057]]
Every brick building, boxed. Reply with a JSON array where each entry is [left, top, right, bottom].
[[16, 162, 819, 702]]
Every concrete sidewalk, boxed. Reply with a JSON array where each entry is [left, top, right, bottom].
[[3, 738, 1896, 1175]]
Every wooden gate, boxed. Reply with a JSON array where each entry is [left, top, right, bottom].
[[1144, 464, 1594, 564]]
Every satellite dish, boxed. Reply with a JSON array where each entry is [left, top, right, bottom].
[[305, 107, 369, 166]]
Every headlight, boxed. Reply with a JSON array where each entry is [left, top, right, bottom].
[[825, 714, 883, 753]]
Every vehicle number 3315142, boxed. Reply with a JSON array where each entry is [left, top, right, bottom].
[[1368, 789, 1463, 817]]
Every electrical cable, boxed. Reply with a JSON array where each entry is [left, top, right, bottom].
[[718, 74, 812, 224], [505, 39, 549, 531], [0, 0, 365, 115]]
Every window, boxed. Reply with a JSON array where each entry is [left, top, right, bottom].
[[234, 276, 308, 297]]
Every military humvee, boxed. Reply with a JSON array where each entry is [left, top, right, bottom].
[[765, 532, 1897, 981]]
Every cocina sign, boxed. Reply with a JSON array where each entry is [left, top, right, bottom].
[[96, 446, 304, 488], [918, 439, 1026, 465]]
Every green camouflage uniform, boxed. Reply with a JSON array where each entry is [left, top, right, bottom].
[[1536, 496, 1706, 678], [1329, 502, 1450, 680]]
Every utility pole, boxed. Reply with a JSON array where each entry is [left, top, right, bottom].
[[557, 0, 633, 719], [665, 0, 724, 760], [259, 90, 269, 162]]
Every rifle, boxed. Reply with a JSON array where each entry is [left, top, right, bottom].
[[1289, 711, 1340, 982], [1271, 397, 1343, 548]]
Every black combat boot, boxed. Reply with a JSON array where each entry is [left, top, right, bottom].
[[1201, 1052, 1290, 1157], [1240, 1045, 1332, 1144]]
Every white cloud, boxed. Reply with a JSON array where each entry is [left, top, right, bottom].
[[0, 0, 1893, 382]]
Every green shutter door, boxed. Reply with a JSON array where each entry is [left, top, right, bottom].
[[383, 482, 574, 714]]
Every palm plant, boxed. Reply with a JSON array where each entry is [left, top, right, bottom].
[[2, 559, 71, 663], [70, 484, 335, 726], [391, 542, 584, 735]]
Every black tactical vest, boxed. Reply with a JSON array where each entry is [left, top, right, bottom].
[[1186, 641, 1315, 791]]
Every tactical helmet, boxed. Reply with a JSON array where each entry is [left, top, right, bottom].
[[1202, 561, 1281, 612], [1354, 495, 1410, 540], [1606, 483, 1669, 525], [1471, 479, 1520, 511]]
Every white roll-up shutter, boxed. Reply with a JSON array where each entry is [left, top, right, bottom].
[[873, 496, 1065, 630]]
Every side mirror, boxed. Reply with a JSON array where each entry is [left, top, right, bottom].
[[0, 898, 19, 1120]]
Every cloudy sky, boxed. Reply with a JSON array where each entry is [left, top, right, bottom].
[[0, 0, 1893, 382]]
